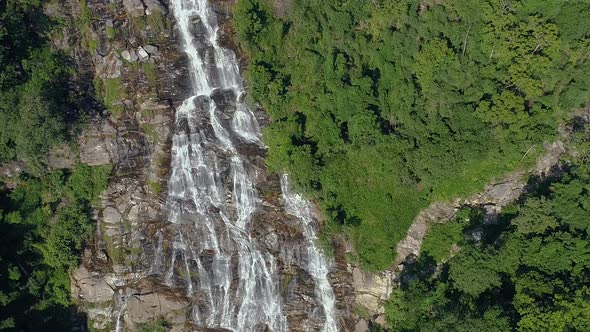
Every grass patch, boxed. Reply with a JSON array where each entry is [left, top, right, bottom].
[[130, 11, 169, 43], [148, 180, 162, 195], [142, 62, 157, 85], [94, 78, 125, 118], [106, 26, 116, 39], [137, 318, 171, 332], [140, 123, 160, 142], [76, 0, 97, 54]]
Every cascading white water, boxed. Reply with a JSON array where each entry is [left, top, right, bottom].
[[281, 175, 339, 332], [165, 0, 286, 329], [157, 0, 339, 330]]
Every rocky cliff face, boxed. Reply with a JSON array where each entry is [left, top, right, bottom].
[[44, 0, 194, 330], [47, 1, 358, 331]]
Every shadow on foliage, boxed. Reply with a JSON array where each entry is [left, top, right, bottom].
[[397, 252, 437, 289], [327, 204, 361, 227]]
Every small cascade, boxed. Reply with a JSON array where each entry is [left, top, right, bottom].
[[281, 175, 339, 332], [114, 290, 127, 332]]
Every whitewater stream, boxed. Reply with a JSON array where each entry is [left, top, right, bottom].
[[149, 0, 339, 330]]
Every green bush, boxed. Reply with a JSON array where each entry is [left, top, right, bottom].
[[0, 0, 91, 163], [0, 165, 111, 330]]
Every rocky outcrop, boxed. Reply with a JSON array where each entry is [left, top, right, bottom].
[[56, 1, 356, 331], [351, 141, 567, 327], [394, 141, 565, 270], [123, 0, 146, 17], [39, 0, 194, 330], [123, 0, 167, 17]]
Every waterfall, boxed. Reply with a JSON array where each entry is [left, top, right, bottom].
[[158, 0, 338, 330], [281, 175, 339, 332]]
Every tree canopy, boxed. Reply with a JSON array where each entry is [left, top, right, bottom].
[[0, 0, 89, 163], [386, 153, 590, 331], [0, 165, 110, 331], [234, 0, 590, 269]]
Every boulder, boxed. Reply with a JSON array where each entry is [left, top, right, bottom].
[[142, 44, 159, 55], [124, 291, 188, 325], [123, 0, 145, 17], [351, 267, 392, 316], [121, 49, 139, 63], [71, 266, 114, 304], [97, 51, 123, 78], [144, 0, 166, 15], [103, 206, 123, 225], [79, 136, 116, 166], [137, 46, 149, 61]]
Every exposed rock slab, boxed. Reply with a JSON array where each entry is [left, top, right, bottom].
[[123, 0, 145, 17]]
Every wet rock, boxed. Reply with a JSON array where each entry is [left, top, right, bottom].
[[123, 0, 145, 17]]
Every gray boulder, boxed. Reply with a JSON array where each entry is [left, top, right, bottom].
[[137, 46, 149, 61], [142, 44, 159, 55], [144, 0, 166, 15], [121, 49, 139, 62], [123, 0, 145, 17]]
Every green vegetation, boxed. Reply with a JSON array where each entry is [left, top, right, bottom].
[[0, 165, 111, 330], [130, 11, 169, 43], [94, 77, 125, 118], [0, 2, 114, 330], [148, 180, 162, 195], [106, 26, 116, 40], [420, 209, 475, 263], [386, 151, 590, 331], [0, 0, 92, 163], [142, 62, 157, 86], [76, 0, 97, 54], [234, 0, 590, 269], [137, 317, 171, 332]]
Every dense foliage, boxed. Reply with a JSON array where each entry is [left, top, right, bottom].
[[234, 0, 590, 269], [386, 153, 590, 331], [0, 165, 110, 331], [0, 0, 89, 163]]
